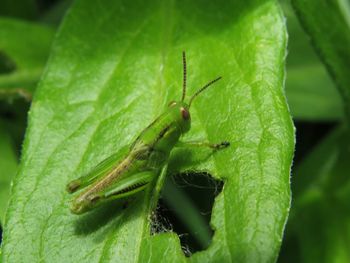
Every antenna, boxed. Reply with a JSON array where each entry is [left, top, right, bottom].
[[181, 51, 187, 101], [188, 77, 222, 108]]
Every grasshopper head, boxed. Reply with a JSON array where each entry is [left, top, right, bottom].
[[174, 51, 221, 134], [168, 100, 191, 133]]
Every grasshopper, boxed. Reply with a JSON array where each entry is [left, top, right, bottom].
[[67, 52, 229, 214]]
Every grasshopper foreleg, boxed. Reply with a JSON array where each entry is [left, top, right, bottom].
[[175, 140, 230, 150]]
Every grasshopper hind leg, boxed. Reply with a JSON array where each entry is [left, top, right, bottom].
[[102, 171, 155, 200], [70, 170, 156, 214], [88, 164, 171, 213]]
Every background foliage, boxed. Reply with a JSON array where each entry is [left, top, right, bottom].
[[0, 0, 349, 262]]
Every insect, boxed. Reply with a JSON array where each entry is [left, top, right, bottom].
[[67, 52, 229, 214]]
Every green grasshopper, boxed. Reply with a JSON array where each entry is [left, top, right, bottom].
[[67, 52, 229, 214]]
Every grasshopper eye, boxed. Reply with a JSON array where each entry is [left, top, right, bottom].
[[181, 107, 190, 120], [168, 101, 177, 107]]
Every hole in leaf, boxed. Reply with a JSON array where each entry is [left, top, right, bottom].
[[0, 100, 30, 155], [152, 172, 223, 257], [0, 51, 16, 74]]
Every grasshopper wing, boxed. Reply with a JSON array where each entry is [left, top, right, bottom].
[[66, 145, 129, 193]]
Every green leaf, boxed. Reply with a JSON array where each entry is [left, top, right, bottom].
[[281, 126, 350, 263], [292, 0, 350, 119], [2, 0, 294, 262], [281, 0, 343, 121], [0, 123, 17, 223], [0, 18, 54, 100]]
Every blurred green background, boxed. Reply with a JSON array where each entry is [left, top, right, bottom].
[[0, 0, 349, 262]]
